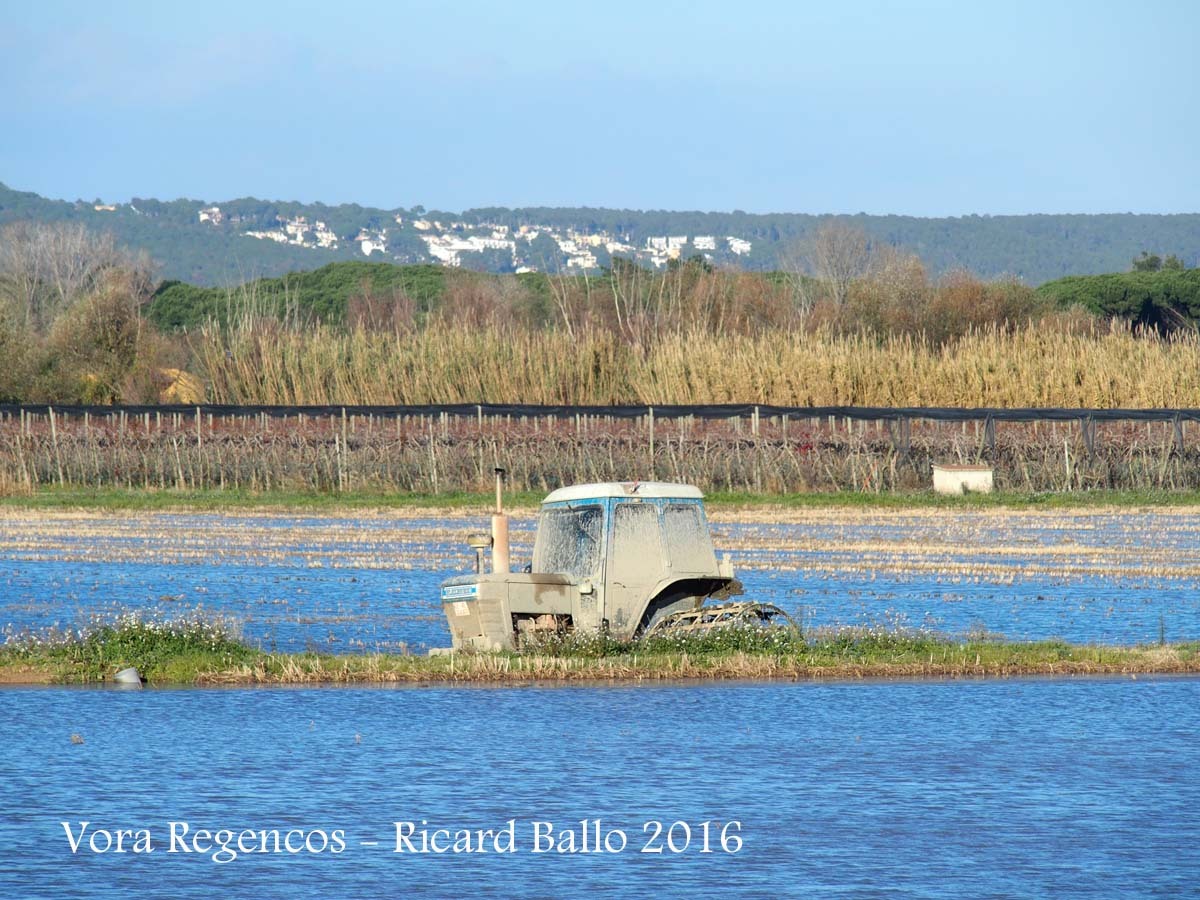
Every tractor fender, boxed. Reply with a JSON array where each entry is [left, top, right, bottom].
[[634, 576, 744, 635]]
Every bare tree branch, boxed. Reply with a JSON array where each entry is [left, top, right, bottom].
[[803, 221, 873, 307]]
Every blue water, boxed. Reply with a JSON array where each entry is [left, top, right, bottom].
[[2, 512, 1199, 650], [1, 678, 1197, 898]]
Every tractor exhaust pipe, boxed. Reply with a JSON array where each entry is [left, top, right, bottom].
[[492, 467, 510, 574]]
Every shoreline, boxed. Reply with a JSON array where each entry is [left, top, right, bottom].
[[3, 641, 1197, 687]]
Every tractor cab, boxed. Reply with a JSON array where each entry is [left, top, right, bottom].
[[441, 482, 741, 651]]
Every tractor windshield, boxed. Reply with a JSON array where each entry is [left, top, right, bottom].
[[533, 505, 603, 578], [662, 503, 718, 572]]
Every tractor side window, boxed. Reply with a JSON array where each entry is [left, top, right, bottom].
[[663, 504, 718, 572], [610, 503, 665, 583], [533, 505, 602, 578]]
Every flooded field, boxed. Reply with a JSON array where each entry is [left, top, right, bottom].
[[2, 506, 1198, 650], [4, 509, 1199, 897]]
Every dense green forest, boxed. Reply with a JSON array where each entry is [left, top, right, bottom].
[[3, 181, 1198, 286], [149, 263, 450, 329], [1036, 269, 1200, 329], [0, 183, 356, 284]]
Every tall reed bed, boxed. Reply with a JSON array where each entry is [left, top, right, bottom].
[[196, 317, 1200, 408]]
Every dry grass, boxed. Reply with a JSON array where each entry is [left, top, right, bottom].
[[196, 317, 1200, 408], [197, 319, 633, 405]]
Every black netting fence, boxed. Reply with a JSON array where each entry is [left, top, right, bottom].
[[6, 402, 1200, 424], [3, 404, 1200, 493]]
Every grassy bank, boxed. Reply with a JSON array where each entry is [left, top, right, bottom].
[[2, 617, 1197, 686], [5, 485, 1200, 513]]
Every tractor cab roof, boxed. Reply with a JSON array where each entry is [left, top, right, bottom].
[[542, 482, 705, 504]]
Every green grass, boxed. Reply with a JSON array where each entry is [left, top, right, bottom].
[[3, 615, 1198, 686], [0, 612, 258, 683], [6, 485, 1200, 512]]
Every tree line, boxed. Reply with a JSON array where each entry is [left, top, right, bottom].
[[4, 181, 1199, 286]]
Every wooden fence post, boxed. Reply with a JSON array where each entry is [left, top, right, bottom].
[[48, 406, 64, 486]]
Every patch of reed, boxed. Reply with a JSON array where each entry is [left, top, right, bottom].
[[194, 317, 1200, 408]]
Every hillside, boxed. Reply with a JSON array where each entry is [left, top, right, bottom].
[[2, 181, 1199, 286]]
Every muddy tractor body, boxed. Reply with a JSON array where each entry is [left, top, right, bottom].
[[440, 482, 743, 651]]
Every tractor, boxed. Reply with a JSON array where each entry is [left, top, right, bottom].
[[440, 479, 786, 651]]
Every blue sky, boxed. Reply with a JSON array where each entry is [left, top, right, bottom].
[[2, 0, 1196, 215]]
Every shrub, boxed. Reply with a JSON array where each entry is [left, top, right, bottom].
[[2, 610, 256, 681]]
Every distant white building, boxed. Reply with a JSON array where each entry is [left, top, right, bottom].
[[567, 253, 598, 269], [198, 206, 224, 225], [476, 237, 515, 251], [245, 229, 288, 244], [285, 218, 309, 243], [424, 241, 461, 265], [313, 222, 338, 248], [231, 209, 756, 274]]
